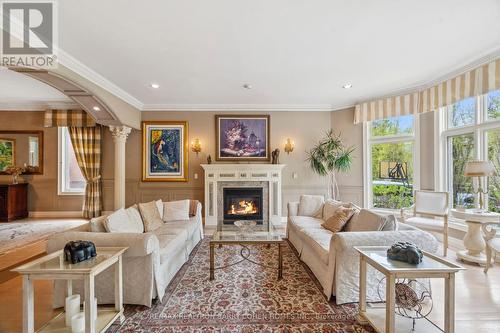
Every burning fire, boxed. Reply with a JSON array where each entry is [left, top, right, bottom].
[[229, 200, 258, 215]]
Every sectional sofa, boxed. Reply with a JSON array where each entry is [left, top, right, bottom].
[[47, 200, 203, 308]]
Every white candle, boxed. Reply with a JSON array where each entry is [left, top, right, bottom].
[[65, 295, 80, 327], [71, 312, 85, 333]]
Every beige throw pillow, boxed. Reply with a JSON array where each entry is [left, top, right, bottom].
[[138, 201, 164, 232], [163, 199, 190, 222], [321, 206, 355, 233], [89, 215, 108, 232], [155, 199, 164, 220], [105, 207, 144, 233], [298, 195, 325, 217], [345, 209, 396, 232], [322, 199, 352, 220]]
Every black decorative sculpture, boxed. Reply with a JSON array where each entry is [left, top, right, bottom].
[[271, 148, 280, 164], [64, 240, 97, 264], [387, 242, 423, 264], [207, 154, 212, 164]]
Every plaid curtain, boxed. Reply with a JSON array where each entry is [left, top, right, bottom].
[[44, 109, 96, 127], [68, 126, 102, 218]]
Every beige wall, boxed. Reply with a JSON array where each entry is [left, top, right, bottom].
[[331, 107, 364, 205], [127, 111, 332, 213], [0, 112, 69, 211], [0, 110, 332, 214], [0, 109, 435, 214]]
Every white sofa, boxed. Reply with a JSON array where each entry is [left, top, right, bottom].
[[287, 200, 439, 304], [47, 201, 203, 308]]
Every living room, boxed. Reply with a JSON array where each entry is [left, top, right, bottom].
[[0, 1, 499, 332]]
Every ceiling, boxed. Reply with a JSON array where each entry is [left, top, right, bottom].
[[2, 0, 500, 111]]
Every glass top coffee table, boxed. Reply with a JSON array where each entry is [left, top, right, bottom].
[[210, 223, 285, 281]]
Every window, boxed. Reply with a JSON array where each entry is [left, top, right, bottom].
[[447, 133, 475, 208], [487, 129, 499, 212], [439, 90, 500, 212], [58, 127, 85, 195], [364, 115, 419, 210], [487, 90, 500, 120]]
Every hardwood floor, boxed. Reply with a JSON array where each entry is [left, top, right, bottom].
[[0, 232, 499, 332]]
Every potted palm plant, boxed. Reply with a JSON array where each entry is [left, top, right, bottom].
[[306, 130, 354, 199]]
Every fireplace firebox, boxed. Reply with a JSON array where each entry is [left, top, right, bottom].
[[223, 187, 263, 224]]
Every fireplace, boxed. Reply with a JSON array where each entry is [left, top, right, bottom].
[[223, 187, 263, 224]]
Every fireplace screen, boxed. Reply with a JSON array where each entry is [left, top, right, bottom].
[[223, 187, 263, 223]]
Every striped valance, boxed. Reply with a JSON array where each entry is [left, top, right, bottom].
[[354, 92, 419, 124], [420, 59, 500, 114], [354, 58, 500, 124], [44, 109, 96, 127]]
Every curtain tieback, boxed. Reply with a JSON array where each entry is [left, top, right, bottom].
[[87, 175, 101, 184]]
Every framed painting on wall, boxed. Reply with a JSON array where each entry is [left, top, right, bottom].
[[0, 138, 15, 171], [142, 121, 188, 182], [215, 115, 270, 162]]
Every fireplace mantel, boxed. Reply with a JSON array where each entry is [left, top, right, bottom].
[[201, 164, 285, 226]]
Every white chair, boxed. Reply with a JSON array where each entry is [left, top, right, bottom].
[[482, 222, 500, 273], [401, 190, 450, 256]]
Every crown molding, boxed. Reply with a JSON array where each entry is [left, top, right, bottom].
[[141, 103, 342, 112], [357, 46, 500, 104], [56, 49, 144, 110], [0, 100, 79, 111]]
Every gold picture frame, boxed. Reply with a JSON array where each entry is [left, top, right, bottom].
[[142, 121, 189, 182], [215, 114, 270, 162]]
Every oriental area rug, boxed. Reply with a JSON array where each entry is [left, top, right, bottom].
[[108, 238, 375, 333]]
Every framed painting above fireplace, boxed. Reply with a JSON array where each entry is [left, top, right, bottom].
[[215, 115, 270, 162]]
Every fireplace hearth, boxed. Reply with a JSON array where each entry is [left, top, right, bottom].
[[223, 187, 263, 224]]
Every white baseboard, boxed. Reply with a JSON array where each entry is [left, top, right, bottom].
[[29, 211, 84, 218]]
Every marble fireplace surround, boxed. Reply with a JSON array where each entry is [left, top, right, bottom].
[[201, 164, 285, 227]]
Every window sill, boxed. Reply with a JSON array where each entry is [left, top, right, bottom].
[[58, 191, 85, 196]]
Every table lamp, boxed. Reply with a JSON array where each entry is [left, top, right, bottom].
[[464, 160, 495, 212]]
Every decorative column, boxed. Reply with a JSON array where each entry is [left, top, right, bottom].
[[109, 125, 132, 210]]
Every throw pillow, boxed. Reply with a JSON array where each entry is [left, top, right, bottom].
[[155, 199, 164, 220], [298, 195, 325, 217], [322, 199, 352, 220], [89, 215, 107, 232], [124, 205, 145, 233], [345, 209, 394, 232], [138, 201, 164, 232], [380, 214, 398, 231], [105, 207, 143, 233], [321, 206, 355, 233], [163, 199, 190, 222]]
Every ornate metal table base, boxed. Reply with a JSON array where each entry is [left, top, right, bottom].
[[209, 242, 283, 280]]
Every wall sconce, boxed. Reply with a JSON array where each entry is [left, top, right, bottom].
[[191, 138, 202, 155], [284, 138, 294, 154]]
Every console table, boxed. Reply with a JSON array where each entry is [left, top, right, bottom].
[[0, 182, 28, 221]]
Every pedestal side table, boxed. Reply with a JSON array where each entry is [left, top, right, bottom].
[[451, 209, 500, 265]]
